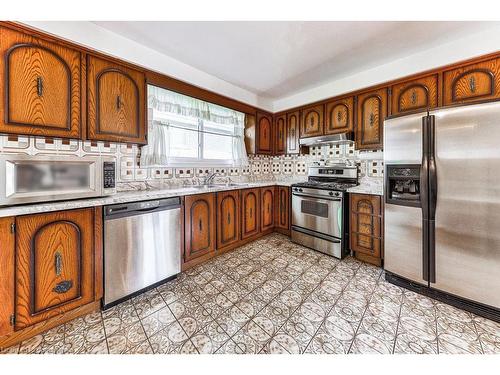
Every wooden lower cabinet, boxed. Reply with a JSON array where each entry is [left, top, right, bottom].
[[184, 193, 216, 264], [0, 217, 15, 337], [350, 193, 383, 266], [15, 208, 96, 329], [261, 187, 274, 232], [241, 188, 261, 240], [274, 186, 290, 234], [216, 190, 240, 251]]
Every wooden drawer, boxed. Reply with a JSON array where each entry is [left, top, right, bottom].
[[443, 57, 500, 105], [391, 74, 438, 115]]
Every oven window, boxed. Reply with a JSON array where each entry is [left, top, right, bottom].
[[301, 200, 329, 218], [15, 162, 90, 193]]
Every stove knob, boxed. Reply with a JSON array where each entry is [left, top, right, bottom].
[[335, 192, 340, 197], [328, 191, 334, 196], [298, 188, 303, 192]]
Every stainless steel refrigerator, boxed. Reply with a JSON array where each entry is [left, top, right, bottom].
[[384, 101, 500, 320]]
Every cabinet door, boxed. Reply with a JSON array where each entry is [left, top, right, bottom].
[[217, 190, 240, 250], [391, 74, 438, 116], [256, 112, 273, 154], [300, 104, 324, 138], [286, 110, 300, 154], [274, 114, 287, 155], [356, 88, 387, 150], [15, 208, 95, 329], [261, 187, 274, 231], [184, 193, 216, 263], [87, 55, 146, 144], [0, 26, 81, 139], [350, 194, 382, 258], [443, 57, 500, 105], [241, 188, 260, 239], [325, 96, 354, 134], [274, 186, 290, 230], [0, 217, 15, 336]]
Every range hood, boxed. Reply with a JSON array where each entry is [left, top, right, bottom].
[[299, 132, 354, 147]]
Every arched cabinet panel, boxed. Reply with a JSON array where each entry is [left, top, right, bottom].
[[241, 188, 260, 239], [15, 208, 94, 329], [391, 75, 438, 115], [286, 110, 300, 154], [184, 193, 216, 262], [256, 112, 272, 154], [0, 26, 81, 138], [274, 114, 286, 154], [217, 190, 240, 250], [355, 88, 387, 150], [261, 187, 274, 231], [300, 104, 324, 138], [325, 96, 354, 134], [87, 54, 146, 144]]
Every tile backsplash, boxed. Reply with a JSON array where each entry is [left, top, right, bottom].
[[0, 135, 384, 191]]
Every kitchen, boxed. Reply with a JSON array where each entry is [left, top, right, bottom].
[[0, 3, 499, 371]]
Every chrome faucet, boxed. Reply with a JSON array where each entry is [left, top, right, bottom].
[[203, 172, 219, 186]]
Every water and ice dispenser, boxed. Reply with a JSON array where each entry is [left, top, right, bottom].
[[385, 165, 421, 207]]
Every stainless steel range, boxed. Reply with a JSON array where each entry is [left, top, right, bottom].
[[291, 165, 358, 258]]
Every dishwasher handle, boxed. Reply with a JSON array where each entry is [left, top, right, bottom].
[[105, 197, 181, 219]]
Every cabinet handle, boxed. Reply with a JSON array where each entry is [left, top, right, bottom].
[[54, 251, 62, 276], [369, 113, 375, 127], [337, 111, 342, 123], [198, 219, 202, 232], [116, 95, 122, 110], [411, 90, 418, 105], [469, 76, 476, 93], [227, 213, 231, 224], [36, 77, 43, 97], [53, 280, 73, 294]]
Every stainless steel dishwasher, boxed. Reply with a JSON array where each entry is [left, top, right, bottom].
[[103, 197, 181, 308]]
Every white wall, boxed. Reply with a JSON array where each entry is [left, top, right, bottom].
[[272, 25, 500, 112], [22, 21, 273, 111]]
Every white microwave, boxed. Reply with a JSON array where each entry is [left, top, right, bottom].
[[0, 154, 116, 207]]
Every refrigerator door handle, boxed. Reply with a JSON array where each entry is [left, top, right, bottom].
[[428, 115, 437, 283], [420, 115, 430, 282]]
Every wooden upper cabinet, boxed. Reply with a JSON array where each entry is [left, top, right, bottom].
[[356, 88, 387, 150], [391, 74, 438, 115], [256, 112, 273, 154], [15, 208, 95, 329], [216, 190, 240, 250], [261, 187, 274, 231], [274, 186, 290, 230], [286, 110, 300, 154], [184, 193, 216, 263], [241, 188, 260, 239], [300, 104, 324, 138], [274, 114, 286, 155], [443, 57, 500, 105], [87, 55, 146, 144], [325, 96, 354, 134], [0, 26, 81, 139]]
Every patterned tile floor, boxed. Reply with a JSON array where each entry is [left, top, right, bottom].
[[2, 234, 499, 354]]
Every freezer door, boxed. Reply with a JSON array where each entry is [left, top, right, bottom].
[[430, 102, 500, 308], [383, 112, 427, 285]]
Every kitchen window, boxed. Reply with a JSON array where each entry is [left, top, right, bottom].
[[140, 85, 248, 168]]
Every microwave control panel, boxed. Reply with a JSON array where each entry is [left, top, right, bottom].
[[103, 162, 116, 189]]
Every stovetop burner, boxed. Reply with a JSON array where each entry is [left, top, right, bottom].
[[292, 180, 358, 191]]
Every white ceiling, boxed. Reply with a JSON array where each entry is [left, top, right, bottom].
[[93, 21, 500, 102]]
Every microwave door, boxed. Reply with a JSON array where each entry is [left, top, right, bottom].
[[383, 111, 428, 286]]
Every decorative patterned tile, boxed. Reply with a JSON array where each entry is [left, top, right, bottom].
[[106, 321, 148, 354], [132, 289, 167, 319]]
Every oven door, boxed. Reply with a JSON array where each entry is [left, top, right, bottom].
[[291, 191, 342, 238], [0, 154, 105, 206]]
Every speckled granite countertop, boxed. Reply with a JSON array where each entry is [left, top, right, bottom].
[[0, 180, 306, 218], [347, 177, 384, 196]]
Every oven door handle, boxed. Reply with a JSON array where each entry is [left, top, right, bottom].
[[292, 193, 342, 201]]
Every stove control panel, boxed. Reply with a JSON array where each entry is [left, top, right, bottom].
[[328, 191, 340, 197]]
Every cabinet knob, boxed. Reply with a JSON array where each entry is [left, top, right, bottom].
[[116, 95, 122, 110], [198, 219, 202, 232]]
